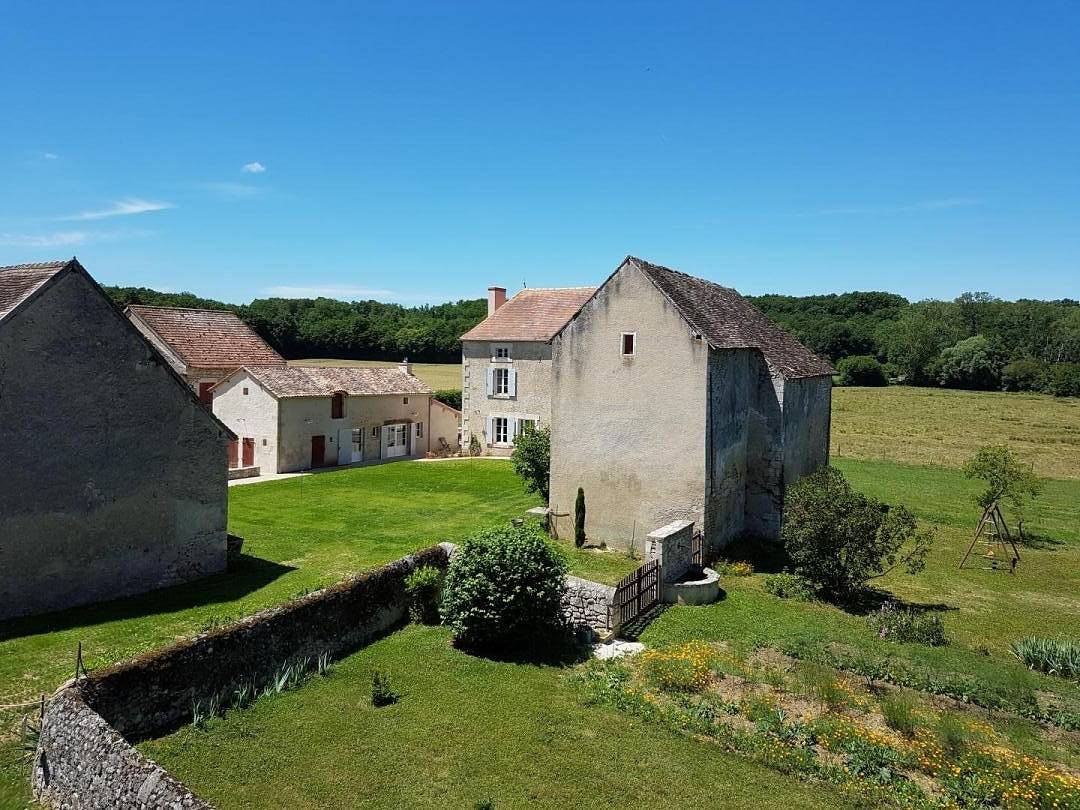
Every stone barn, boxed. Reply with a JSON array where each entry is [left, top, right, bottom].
[[548, 257, 834, 552], [0, 259, 232, 620]]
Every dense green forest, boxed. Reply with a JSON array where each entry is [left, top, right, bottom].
[[105, 285, 1080, 396]]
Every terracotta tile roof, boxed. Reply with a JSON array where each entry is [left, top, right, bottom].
[[126, 305, 285, 370], [239, 365, 433, 398], [0, 260, 70, 320], [460, 287, 597, 342], [631, 257, 836, 378]]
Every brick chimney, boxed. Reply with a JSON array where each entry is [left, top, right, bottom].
[[398, 357, 413, 376], [487, 286, 507, 316]]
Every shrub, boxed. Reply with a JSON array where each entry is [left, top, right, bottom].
[[962, 445, 1042, 516], [782, 467, 934, 600], [405, 565, 442, 625], [1049, 362, 1080, 397], [716, 560, 754, 577], [441, 525, 568, 650], [468, 434, 482, 456], [879, 691, 921, 738], [433, 388, 462, 410], [1001, 358, 1048, 392], [836, 355, 888, 386], [762, 572, 817, 601], [574, 487, 586, 548], [640, 642, 716, 693], [938, 335, 1006, 390], [798, 664, 848, 710], [1010, 637, 1080, 680], [371, 670, 400, 706], [510, 425, 549, 502], [867, 601, 947, 646]]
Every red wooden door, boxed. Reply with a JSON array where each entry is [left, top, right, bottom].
[[311, 435, 325, 468], [227, 439, 239, 469], [198, 382, 214, 404], [242, 437, 255, 467]]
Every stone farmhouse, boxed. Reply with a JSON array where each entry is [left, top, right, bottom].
[[125, 304, 285, 402], [460, 284, 596, 455], [0, 259, 232, 620], [548, 257, 835, 552], [211, 362, 461, 474]]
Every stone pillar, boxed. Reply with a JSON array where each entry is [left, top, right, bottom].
[[645, 519, 694, 584]]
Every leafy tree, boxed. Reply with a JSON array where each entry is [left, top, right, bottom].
[[879, 301, 966, 384], [1048, 363, 1080, 397], [836, 355, 888, 386], [937, 335, 1006, 390], [510, 425, 550, 502], [782, 467, 934, 600], [1001, 359, 1048, 392], [962, 445, 1042, 515], [574, 488, 586, 548], [441, 525, 568, 650]]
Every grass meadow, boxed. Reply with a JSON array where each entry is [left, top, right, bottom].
[[2, 385, 1078, 807]]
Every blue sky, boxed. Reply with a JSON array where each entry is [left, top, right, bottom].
[[1, 2, 1077, 304]]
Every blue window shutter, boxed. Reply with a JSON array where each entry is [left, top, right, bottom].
[[486, 367, 494, 396], [508, 369, 517, 397]]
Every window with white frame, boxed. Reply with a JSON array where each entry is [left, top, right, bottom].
[[493, 367, 510, 395], [621, 332, 636, 356], [415, 422, 424, 439], [492, 416, 509, 445], [492, 343, 512, 361]]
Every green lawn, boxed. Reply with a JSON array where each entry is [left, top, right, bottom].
[[139, 625, 853, 810], [0, 460, 635, 808], [290, 359, 462, 391]]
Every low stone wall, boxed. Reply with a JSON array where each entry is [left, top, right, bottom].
[[33, 544, 450, 808], [563, 575, 615, 631], [35, 690, 211, 810]]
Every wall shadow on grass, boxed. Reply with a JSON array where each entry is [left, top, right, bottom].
[[0, 552, 295, 643], [456, 630, 593, 667]]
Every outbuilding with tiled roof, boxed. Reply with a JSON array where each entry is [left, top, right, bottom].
[[125, 304, 285, 402]]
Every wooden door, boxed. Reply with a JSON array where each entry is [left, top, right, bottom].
[[227, 439, 239, 469], [198, 382, 215, 404], [242, 437, 255, 467], [311, 435, 325, 468]]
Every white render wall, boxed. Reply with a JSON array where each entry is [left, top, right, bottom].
[[549, 261, 711, 548], [461, 339, 552, 456], [211, 373, 279, 472]]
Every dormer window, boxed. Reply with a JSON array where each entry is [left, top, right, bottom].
[[492, 344, 512, 362], [331, 392, 345, 419], [622, 332, 636, 356]]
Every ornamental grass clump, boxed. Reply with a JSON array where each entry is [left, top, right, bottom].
[[441, 524, 568, 651], [867, 601, 947, 646], [1010, 636, 1080, 681]]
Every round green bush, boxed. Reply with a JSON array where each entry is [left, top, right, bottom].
[[441, 525, 568, 650], [405, 565, 443, 625], [836, 355, 888, 386]]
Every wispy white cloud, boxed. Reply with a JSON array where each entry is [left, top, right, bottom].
[[242, 161, 266, 173], [264, 285, 459, 304], [810, 197, 984, 216], [41, 151, 59, 160], [62, 197, 173, 221], [0, 231, 91, 247], [203, 182, 265, 200]]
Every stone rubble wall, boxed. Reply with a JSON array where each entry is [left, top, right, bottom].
[[33, 545, 451, 809], [563, 575, 615, 631], [34, 689, 212, 810]]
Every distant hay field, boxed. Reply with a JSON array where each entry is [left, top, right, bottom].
[[831, 386, 1080, 479], [290, 359, 462, 391]]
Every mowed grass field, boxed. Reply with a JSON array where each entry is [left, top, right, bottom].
[[290, 359, 462, 390]]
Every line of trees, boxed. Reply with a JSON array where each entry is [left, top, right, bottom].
[[748, 291, 1080, 396], [105, 284, 1080, 396]]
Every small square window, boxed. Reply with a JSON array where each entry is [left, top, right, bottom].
[[493, 344, 511, 361], [403, 396, 409, 405], [621, 333, 636, 356], [242, 387, 249, 395]]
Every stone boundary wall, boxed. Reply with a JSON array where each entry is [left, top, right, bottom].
[[33, 544, 451, 809], [563, 575, 615, 631]]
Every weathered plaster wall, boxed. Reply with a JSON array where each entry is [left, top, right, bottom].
[[34, 690, 211, 810], [781, 375, 833, 483], [212, 372, 279, 472], [549, 261, 710, 548], [461, 340, 551, 456], [0, 270, 229, 620], [704, 349, 750, 548], [276, 393, 431, 472], [429, 399, 461, 451], [744, 356, 785, 540]]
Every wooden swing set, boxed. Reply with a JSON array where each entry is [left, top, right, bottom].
[[959, 500, 1021, 573]]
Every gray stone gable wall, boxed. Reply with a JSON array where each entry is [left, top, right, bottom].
[[0, 270, 229, 620]]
